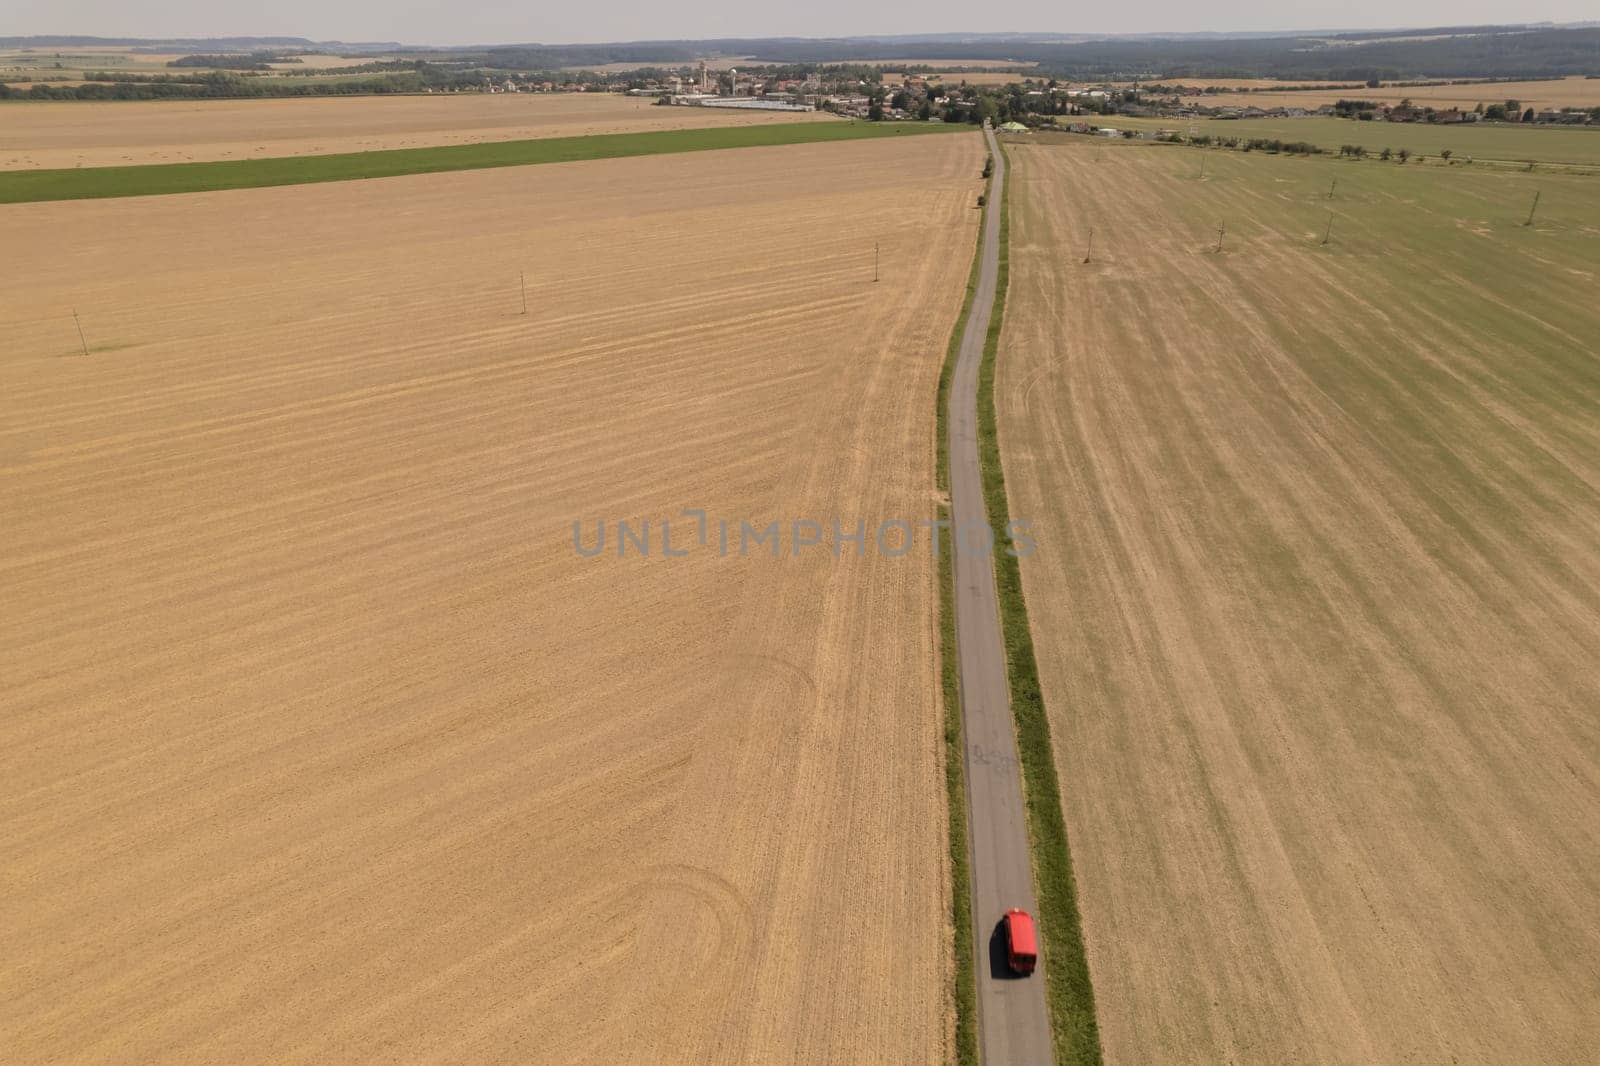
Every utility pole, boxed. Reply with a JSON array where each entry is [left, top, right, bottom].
[[1215, 222, 1226, 254], [1328, 178, 1336, 200], [1199, 155, 1205, 181], [1524, 191, 1541, 227], [1083, 227, 1094, 264], [72, 309, 89, 357], [519, 271, 527, 315], [874, 241, 880, 283], [1322, 212, 1334, 246]]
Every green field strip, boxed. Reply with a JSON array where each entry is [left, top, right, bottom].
[[0, 119, 971, 204]]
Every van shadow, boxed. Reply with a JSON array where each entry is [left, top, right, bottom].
[[988, 920, 1025, 981]]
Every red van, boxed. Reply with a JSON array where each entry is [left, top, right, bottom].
[[1003, 908, 1037, 976]]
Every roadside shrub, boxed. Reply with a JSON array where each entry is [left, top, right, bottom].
[[1237, 138, 1322, 156], [1332, 99, 1379, 117]]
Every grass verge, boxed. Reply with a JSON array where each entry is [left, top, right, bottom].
[[978, 141, 1103, 1065], [0, 119, 970, 204], [934, 146, 990, 1066], [936, 502, 976, 1066]]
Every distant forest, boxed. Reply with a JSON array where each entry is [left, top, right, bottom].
[[476, 27, 1600, 81], [431, 26, 1600, 81], [167, 53, 302, 70], [3, 26, 1598, 100]]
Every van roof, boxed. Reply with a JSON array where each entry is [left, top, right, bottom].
[[1006, 909, 1037, 955]]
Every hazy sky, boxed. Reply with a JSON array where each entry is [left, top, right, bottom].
[[9, 1, 1594, 47]]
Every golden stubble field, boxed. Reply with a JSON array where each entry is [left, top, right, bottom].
[[1138, 75, 1600, 114], [925, 72, 1021, 86], [1115, 77, 1354, 91], [998, 141, 1600, 1064], [0, 132, 983, 1062], [0, 92, 839, 170]]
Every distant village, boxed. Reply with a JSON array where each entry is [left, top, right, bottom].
[[426, 63, 1130, 124], [428, 64, 1600, 130]]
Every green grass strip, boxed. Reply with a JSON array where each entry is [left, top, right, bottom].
[[0, 119, 970, 204], [937, 509, 976, 1066], [937, 154, 988, 496], [978, 142, 1104, 1065], [935, 149, 990, 1066]]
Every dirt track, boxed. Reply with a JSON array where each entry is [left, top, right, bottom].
[[0, 133, 983, 1062], [997, 140, 1600, 1064], [0, 93, 837, 170]]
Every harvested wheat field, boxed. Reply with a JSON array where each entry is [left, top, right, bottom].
[[1216, 75, 1600, 115], [1112, 77, 1356, 91], [562, 57, 752, 73], [0, 92, 838, 170], [266, 54, 383, 70], [0, 131, 983, 1063], [998, 140, 1600, 1064], [926, 71, 1022, 86], [866, 59, 1039, 70]]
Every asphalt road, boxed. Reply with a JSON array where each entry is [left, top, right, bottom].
[[948, 127, 1054, 1065]]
